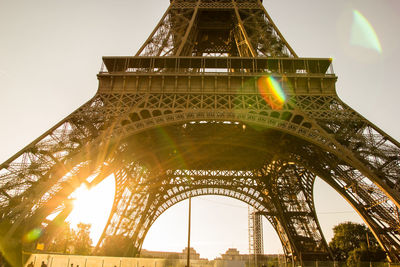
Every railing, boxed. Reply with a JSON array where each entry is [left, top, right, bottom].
[[100, 56, 335, 76], [253, 261, 398, 267], [24, 253, 398, 267]]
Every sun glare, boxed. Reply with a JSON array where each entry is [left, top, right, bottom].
[[67, 175, 116, 243]]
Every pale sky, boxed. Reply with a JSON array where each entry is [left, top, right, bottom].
[[1, 0, 400, 261]]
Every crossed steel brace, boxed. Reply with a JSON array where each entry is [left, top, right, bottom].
[[0, 0, 399, 265]]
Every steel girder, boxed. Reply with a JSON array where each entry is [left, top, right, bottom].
[[135, 0, 296, 57], [1, 0, 400, 265], [1, 84, 400, 262], [94, 157, 331, 262], [248, 206, 264, 261]]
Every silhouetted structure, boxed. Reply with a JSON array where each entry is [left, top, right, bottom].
[[248, 207, 263, 266], [1, 0, 400, 265], [141, 247, 201, 260], [220, 248, 275, 263]]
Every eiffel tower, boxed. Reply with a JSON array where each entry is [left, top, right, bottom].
[[1, 0, 400, 265]]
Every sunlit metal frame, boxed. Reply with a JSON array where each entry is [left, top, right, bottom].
[[0, 0, 399, 265]]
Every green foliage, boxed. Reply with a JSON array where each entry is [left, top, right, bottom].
[[46, 222, 74, 253], [46, 222, 92, 255], [329, 222, 369, 261], [72, 223, 93, 255], [98, 235, 133, 257], [329, 222, 386, 263], [347, 246, 387, 267]]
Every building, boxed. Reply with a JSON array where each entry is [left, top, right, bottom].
[[219, 248, 282, 266], [220, 248, 245, 261], [141, 247, 201, 260]]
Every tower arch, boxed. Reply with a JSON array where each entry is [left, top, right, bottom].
[[1, 0, 399, 265], [97, 158, 332, 263]]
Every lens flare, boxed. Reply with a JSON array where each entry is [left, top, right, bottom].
[[257, 76, 286, 110], [351, 10, 382, 53], [24, 228, 42, 242]]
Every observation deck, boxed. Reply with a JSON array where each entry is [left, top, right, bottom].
[[98, 56, 337, 95]]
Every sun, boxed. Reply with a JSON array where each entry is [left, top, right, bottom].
[[67, 175, 116, 243]]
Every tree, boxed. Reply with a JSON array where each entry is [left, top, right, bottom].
[[72, 223, 93, 255], [329, 222, 386, 263], [347, 245, 387, 267], [46, 221, 74, 253], [98, 234, 134, 257]]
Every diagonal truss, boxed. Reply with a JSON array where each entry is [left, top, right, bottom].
[[248, 206, 264, 265], [95, 159, 331, 261], [136, 0, 296, 57], [0, 0, 399, 265]]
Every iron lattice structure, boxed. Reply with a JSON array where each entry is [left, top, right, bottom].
[[248, 206, 264, 265], [1, 0, 400, 265]]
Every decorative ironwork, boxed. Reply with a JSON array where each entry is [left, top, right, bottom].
[[0, 0, 399, 265]]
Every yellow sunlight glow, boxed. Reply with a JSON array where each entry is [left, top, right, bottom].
[[67, 175, 116, 244]]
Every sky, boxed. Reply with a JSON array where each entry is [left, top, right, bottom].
[[1, 0, 400, 261]]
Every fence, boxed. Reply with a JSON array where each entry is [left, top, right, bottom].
[[24, 254, 398, 267], [246, 260, 399, 267]]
